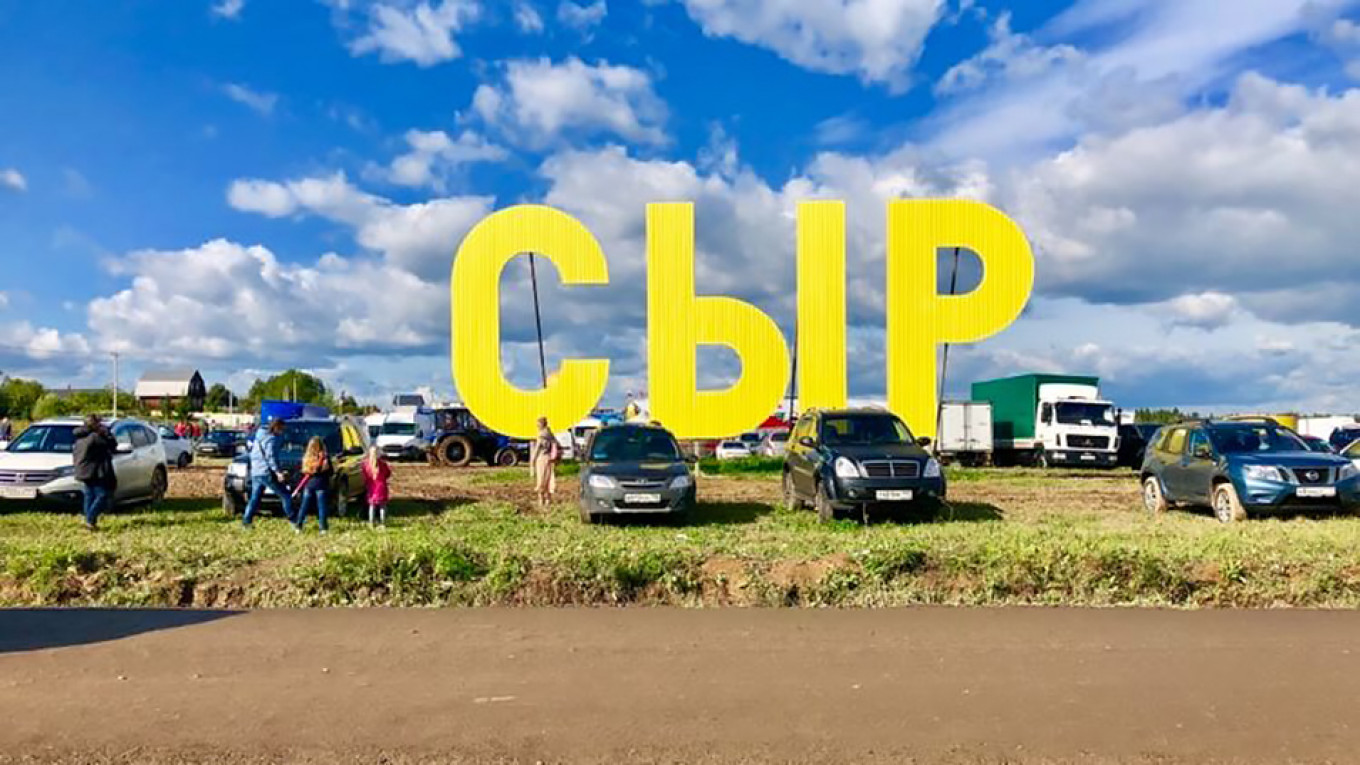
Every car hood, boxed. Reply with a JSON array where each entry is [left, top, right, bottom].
[[1228, 452, 1350, 468], [0, 452, 74, 471], [376, 435, 421, 447], [587, 461, 688, 479], [233, 453, 306, 470], [831, 443, 929, 461]]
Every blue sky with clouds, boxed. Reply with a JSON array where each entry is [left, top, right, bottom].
[[2, 0, 1360, 412]]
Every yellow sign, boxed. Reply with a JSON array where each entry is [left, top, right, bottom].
[[452, 201, 1034, 440]]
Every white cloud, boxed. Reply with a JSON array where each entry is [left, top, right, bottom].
[[222, 83, 278, 116], [0, 292, 8, 310], [935, 12, 1083, 95], [212, 0, 245, 20], [347, 0, 480, 66], [813, 114, 870, 146], [515, 1, 545, 33], [0, 168, 27, 192], [0, 321, 91, 360], [678, 0, 944, 91], [381, 129, 508, 189], [470, 57, 669, 147], [557, 0, 607, 32], [1160, 292, 1239, 330]]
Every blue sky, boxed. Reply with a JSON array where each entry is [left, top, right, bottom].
[[2, 0, 1360, 412]]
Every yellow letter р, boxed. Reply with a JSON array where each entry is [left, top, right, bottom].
[[450, 205, 610, 440]]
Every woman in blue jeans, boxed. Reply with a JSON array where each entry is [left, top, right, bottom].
[[294, 437, 333, 534]]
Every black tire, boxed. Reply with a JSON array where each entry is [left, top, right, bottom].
[[1212, 482, 1247, 523], [495, 447, 520, 467], [782, 471, 802, 510], [578, 504, 598, 524], [815, 481, 836, 523], [437, 435, 474, 468], [149, 467, 168, 505], [176, 452, 190, 469], [223, 490, 242, 517], [333, 480, 349, 518]]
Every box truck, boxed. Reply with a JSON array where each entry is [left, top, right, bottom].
[[936, 401, 993, 466], [971, 374, 1119, 468]]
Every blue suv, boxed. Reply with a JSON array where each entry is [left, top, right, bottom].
[[1140, 421, 1360, 522]]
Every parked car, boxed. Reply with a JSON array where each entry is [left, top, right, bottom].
[[1117, 423, 1162, 468], [739, 432, 763, 450], [577, 423, 696, 523], [782, 408, 945, 522], [1328, 425, 1360, 452], [715, 440, 752, 460], [0, 417, 168, 508], [156, 426, 196, 468], [1301, 435, 1333, 453], [759, 430, 791, 457], [1140, 420, 1360, 523], [222, 416, 369, 518], [197, 429, 245, 459]]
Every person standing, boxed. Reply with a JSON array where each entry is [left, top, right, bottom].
[[72, 414, 118, 531], [242, 418, 294, 528], [0, 416, 12, 443], [294, 436, 333, 534], [362, 445, 392, 527], [530, 416, 560, 507]]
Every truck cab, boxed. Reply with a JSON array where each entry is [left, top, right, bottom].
[[375, 408, 435, 461], [1034, 386, 1119, 468]]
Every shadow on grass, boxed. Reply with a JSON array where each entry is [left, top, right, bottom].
[[589, 501, 775, 528], [0, 608, 240, 654], [860, 500, 1004, 525], [384, 497, 477, 518]]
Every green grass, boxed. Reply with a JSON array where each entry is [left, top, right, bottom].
[[5, 469, 1360, 609]]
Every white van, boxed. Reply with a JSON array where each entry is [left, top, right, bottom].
[[375, 408, 435, 461]]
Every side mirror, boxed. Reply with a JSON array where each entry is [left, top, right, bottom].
[[798, 436, 816, 449], [917, 437, 932, 448], [1193, 445, 1212, 460], [685, 455, 698, 465], [116, 442, 134, 454]]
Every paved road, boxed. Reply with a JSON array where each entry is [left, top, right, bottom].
[[2, 608, 1359, 764]]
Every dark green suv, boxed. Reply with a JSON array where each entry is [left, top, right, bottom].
[[782, 408, 945, 522]]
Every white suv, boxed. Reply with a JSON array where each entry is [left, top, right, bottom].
[[0, 418, 169, 508]]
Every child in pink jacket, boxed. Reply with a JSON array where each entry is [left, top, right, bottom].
[[362, 446, 392, 527]]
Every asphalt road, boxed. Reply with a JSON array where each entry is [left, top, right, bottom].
[[2, 607, 1359, 764]]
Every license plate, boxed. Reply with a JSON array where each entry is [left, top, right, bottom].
[[1080, 454, 1096, 461], [1297, 487, 1336, 498], [876, 489, 913, 501], [0, 486, 38, 500], [624, 493, 662, 504]]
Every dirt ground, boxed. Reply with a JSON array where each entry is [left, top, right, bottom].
[[4, 607, 1360, 764]]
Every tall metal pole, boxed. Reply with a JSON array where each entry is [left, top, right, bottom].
[[935, 248, 962, 447], [787, 318, 797, 424], [111, 352, 119, 419], [529, 253, 549, 388]]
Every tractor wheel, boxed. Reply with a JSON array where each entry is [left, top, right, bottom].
[[436, 435, 474, 468]]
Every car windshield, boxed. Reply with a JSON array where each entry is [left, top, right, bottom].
[[821, 415, 913, 446], [381, 423, 417, 435], [590, 427, 680, 462], [1208, 425, 1308, 454], [770, 432, 789, 442], [6, 425, 77, 454], [740, 433, 761, 443], [278, 422, 344, 455], [720, 441, 745, 449], [1055, 402, 1115, 425]]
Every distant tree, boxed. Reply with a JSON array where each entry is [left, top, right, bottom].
[[204, 383, 237, 411], [31, 393, 77, 420], [244, 370, 333, 409], [0, 378, 46, 419], [335, 394, 362, 415]]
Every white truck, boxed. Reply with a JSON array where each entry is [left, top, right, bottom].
[[971, 374, 1120, 468], [374, 407, 436, 461], [935, 401, 993, 466]]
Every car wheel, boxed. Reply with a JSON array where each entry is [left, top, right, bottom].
[[437, 435, 474, 468], [176, 453, 190, 469], [334, 480, 349, 518], [782, 471, 802, 510], [1212, 482, 1247, 523], [578, 504, 598, 524], [149, 467, 168, 505], [1036, 449, 1051, 469], [815, 481, 836, 523], [1142, 476, 1169, 515], [495, 447, 520, 467], [223, 490, 241, 517]]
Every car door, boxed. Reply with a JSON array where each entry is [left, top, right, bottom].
[[1157, 427, 1190, 500], [785, 416, 816, 499], [1180, 430, 1218, 503], [110, 424, 145, 500], [337, 422, 364, 499]]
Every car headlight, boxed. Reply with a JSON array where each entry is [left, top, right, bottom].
[[1243, 465, 1285, 482], [227, 462, 249, 478], [834, 457, 861, 479], [923, 458, 941, 478], [50, 465, 75, 480], [1340, 463, 1358, 481], [587, 474, 617, 490], [670, 474, 693, 490]]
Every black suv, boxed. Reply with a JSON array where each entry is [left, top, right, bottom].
[[782, 408, 945, 522]]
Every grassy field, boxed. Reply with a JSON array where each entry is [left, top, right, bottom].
[[4, 463, 1360, 608]]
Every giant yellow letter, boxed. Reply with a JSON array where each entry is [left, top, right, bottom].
[[451, 205, 610, 439], [887, 200, 1034, 440], [648, 203, 791, 439], [797, 201, 847, 411]]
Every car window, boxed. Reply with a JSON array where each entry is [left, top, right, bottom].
[[1187, 431, 1210, 458], [135, 426, 156, 448], [771, 432, 789, 442], [112, 424, 134, 448], [821, 415, 913, 446], [5, 425, 77, 454], [590, 427, 680, 462], [1054, 402, 1115, 425], [1164, 428, 1187, 455], [1209, 425, 1308, 454]]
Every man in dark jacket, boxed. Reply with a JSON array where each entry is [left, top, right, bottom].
[[72, 414, 118, 531]]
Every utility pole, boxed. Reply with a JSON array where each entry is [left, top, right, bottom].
[[935, 247, 962, 452], [111, 352, 120, 419], [529, 253, 549, 388]]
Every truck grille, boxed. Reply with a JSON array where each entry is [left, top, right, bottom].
[[1067, 435, 1110, 449], [0, 470, 57, 486], [1292, 467, 1333, 485], [860, 461, 921, 479]]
